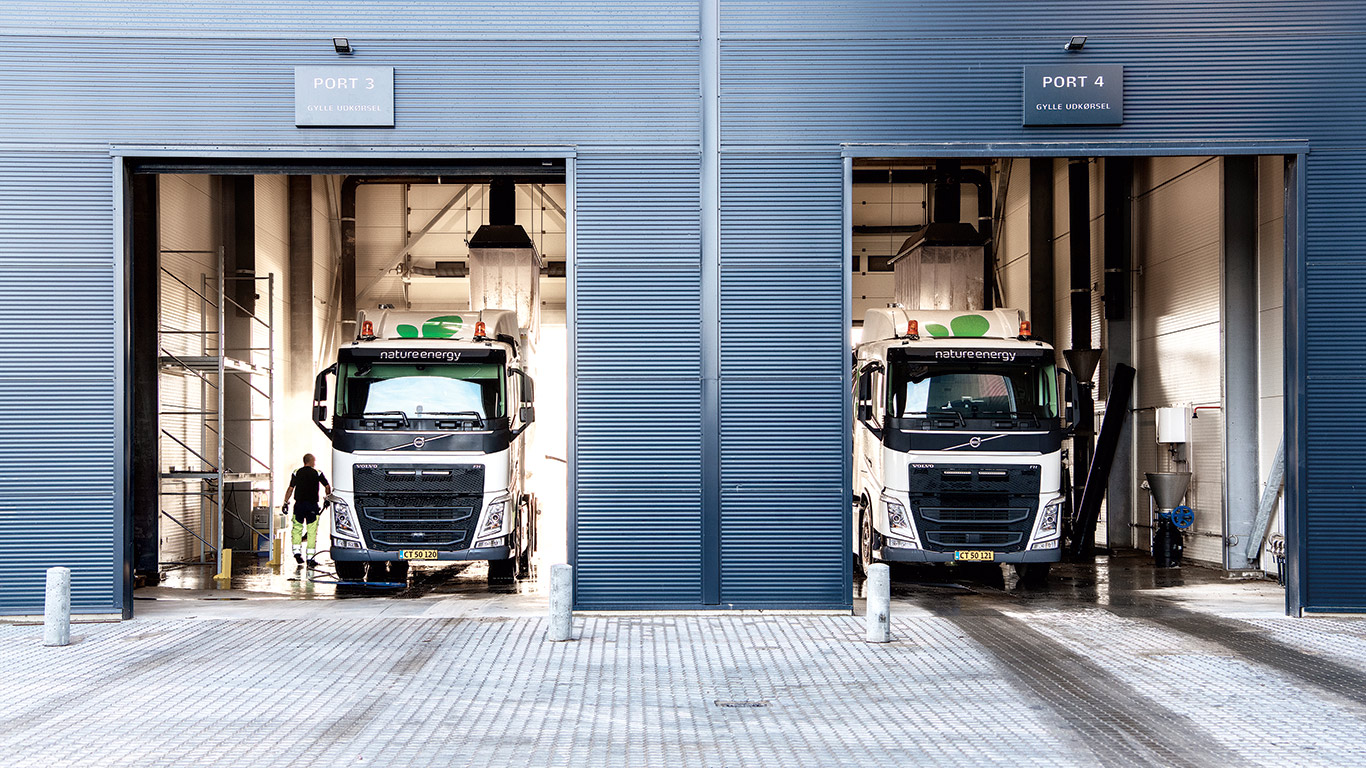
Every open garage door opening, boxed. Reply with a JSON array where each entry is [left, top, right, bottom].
[[125, 160, 569, 602], [850, 155, 1289, 595]]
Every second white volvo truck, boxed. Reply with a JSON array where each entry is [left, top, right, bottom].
[[853, 307, 1076, 581]]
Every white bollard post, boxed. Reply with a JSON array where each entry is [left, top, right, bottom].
[[43, 567, 71, 647], [865, 562, 891, 643], [548, 563, 573, 642]]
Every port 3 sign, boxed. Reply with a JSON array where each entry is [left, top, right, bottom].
[[295, 66, 394, 127], [1023, 65, 1123, 126]]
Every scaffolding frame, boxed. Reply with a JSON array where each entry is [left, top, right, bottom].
[[158, 248, 276, 566]]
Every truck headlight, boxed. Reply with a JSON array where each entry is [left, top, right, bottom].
[[332, 498, 359, 538], [1038, 497, 1064, 534], [882, 494, 916, 540], [478, 500, 508, 538]]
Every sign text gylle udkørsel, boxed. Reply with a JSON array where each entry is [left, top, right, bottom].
[[1023, 64, 1123, 126], [294, 66, 394, 127]]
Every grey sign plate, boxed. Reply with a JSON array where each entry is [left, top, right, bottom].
[[1023, 65, 1123, 126], [295, 66, 394, 127]]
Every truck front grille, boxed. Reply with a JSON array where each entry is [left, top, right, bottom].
[[353, 464, 484, 552], [908, 464, 1041, 553]]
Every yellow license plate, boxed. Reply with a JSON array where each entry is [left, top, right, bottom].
[[955, 550, 995, 562], [399, 549, 438, 560]]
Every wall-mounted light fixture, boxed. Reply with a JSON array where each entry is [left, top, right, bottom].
[[333, 37, 353, 55], [1064, 36, 1087, 51]]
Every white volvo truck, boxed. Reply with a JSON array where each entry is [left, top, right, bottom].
[[853, 307, 1076, 581], [312, 308, 536, 582]]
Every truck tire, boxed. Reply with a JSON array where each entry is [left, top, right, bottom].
[[335, 560, 366, 581], [1015, 562, 1051, 586], [488, 557, 516, 583], [860, 506, 875, 575]]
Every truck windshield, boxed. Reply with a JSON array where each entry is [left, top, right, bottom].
[[337, 363, 505, 422], [886, 358, 1057, 421]]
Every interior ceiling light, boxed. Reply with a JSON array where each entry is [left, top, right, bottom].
[[333, 37, 353, 54], [1064, 36, 1087, 51]]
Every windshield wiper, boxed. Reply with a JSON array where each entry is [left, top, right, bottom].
[[360, 410, 409, 427]]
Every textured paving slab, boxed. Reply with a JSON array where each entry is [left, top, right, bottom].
[[3, 565, 1366, 767]]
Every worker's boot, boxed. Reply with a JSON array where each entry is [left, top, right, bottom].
[[294, 552, 304, 565]]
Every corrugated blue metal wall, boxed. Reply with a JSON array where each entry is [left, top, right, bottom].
[[1, 1, 1365, 613], [718, 155, 847, 606], [0, 150, 118, 612], [573, 155, 705, 608]]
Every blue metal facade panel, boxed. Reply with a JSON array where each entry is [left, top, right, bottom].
[[1303, 151, 1366, 610], [719, 35, 1366, 149], [0, 36, 701, 149], [572, 154, 704, 608], [0, 150, 118, 613], [718, 155, 848, 606]]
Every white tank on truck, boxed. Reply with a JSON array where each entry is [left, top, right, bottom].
[[853, 307, 1078, 582]]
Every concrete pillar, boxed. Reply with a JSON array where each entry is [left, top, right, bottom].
[[218, 176, 257, 552], [43, 567, 71, 647], [865, 563, 891, 643], [1223, 156, 1260, 570], [548, 563, 573, 641]]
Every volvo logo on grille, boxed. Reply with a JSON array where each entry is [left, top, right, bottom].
[[413, 436, 425, 448], [969, 437, 982, 448]]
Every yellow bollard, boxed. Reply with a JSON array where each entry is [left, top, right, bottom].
[[213, 548, 233, 589]]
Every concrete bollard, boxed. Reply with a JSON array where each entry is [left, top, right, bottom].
[[43, 566, 71, 647], [547, 563, 573, 642], [865, 562, 891, 643]]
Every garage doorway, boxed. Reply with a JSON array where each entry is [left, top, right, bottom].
[[120, 156, 571, 607], [848, 150, 1294, 598]]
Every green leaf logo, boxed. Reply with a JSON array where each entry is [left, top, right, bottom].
[[421, 315, 463, 339], [396, 324, 419, 338], [925, 323, 951, 338], [950, 314, 990, 337]]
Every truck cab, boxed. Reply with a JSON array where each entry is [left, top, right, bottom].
[[313, 308, 536, 582], [854, 307, 1075, 580]]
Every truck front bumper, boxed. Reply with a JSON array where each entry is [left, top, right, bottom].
[[881, 547, 1062, 564], [331, 545, 513, 563]]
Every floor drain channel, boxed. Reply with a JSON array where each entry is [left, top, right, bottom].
[[715, 700, 768, 708]]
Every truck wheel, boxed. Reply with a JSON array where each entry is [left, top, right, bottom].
[[1016, 563, 1051, 586], [516, 497, 533, 580], [488, 557, 516, 583], [860, 507, 875, 574], [335, 561, 365, 581]]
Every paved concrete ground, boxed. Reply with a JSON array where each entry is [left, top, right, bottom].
[[3, 554, 1366, 767]]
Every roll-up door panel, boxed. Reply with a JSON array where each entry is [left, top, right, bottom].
[[0, 150, 118, 614], [572, 154, 704, 608], [718, 155, 848, 606]]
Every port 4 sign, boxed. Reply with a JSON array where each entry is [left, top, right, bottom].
[[295, 66, 394, 127], [1023, 65, 1123, 126]]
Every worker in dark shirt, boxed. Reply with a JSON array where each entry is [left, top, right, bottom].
[[282, 453, 332, 567]]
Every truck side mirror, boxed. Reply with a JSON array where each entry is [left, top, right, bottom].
[[519, 405, 535, 424], [520, 371, 534, 404], [1060, 368, 1079, 432], [856, 361, 883, 439], [313, 364, 336, 438]]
